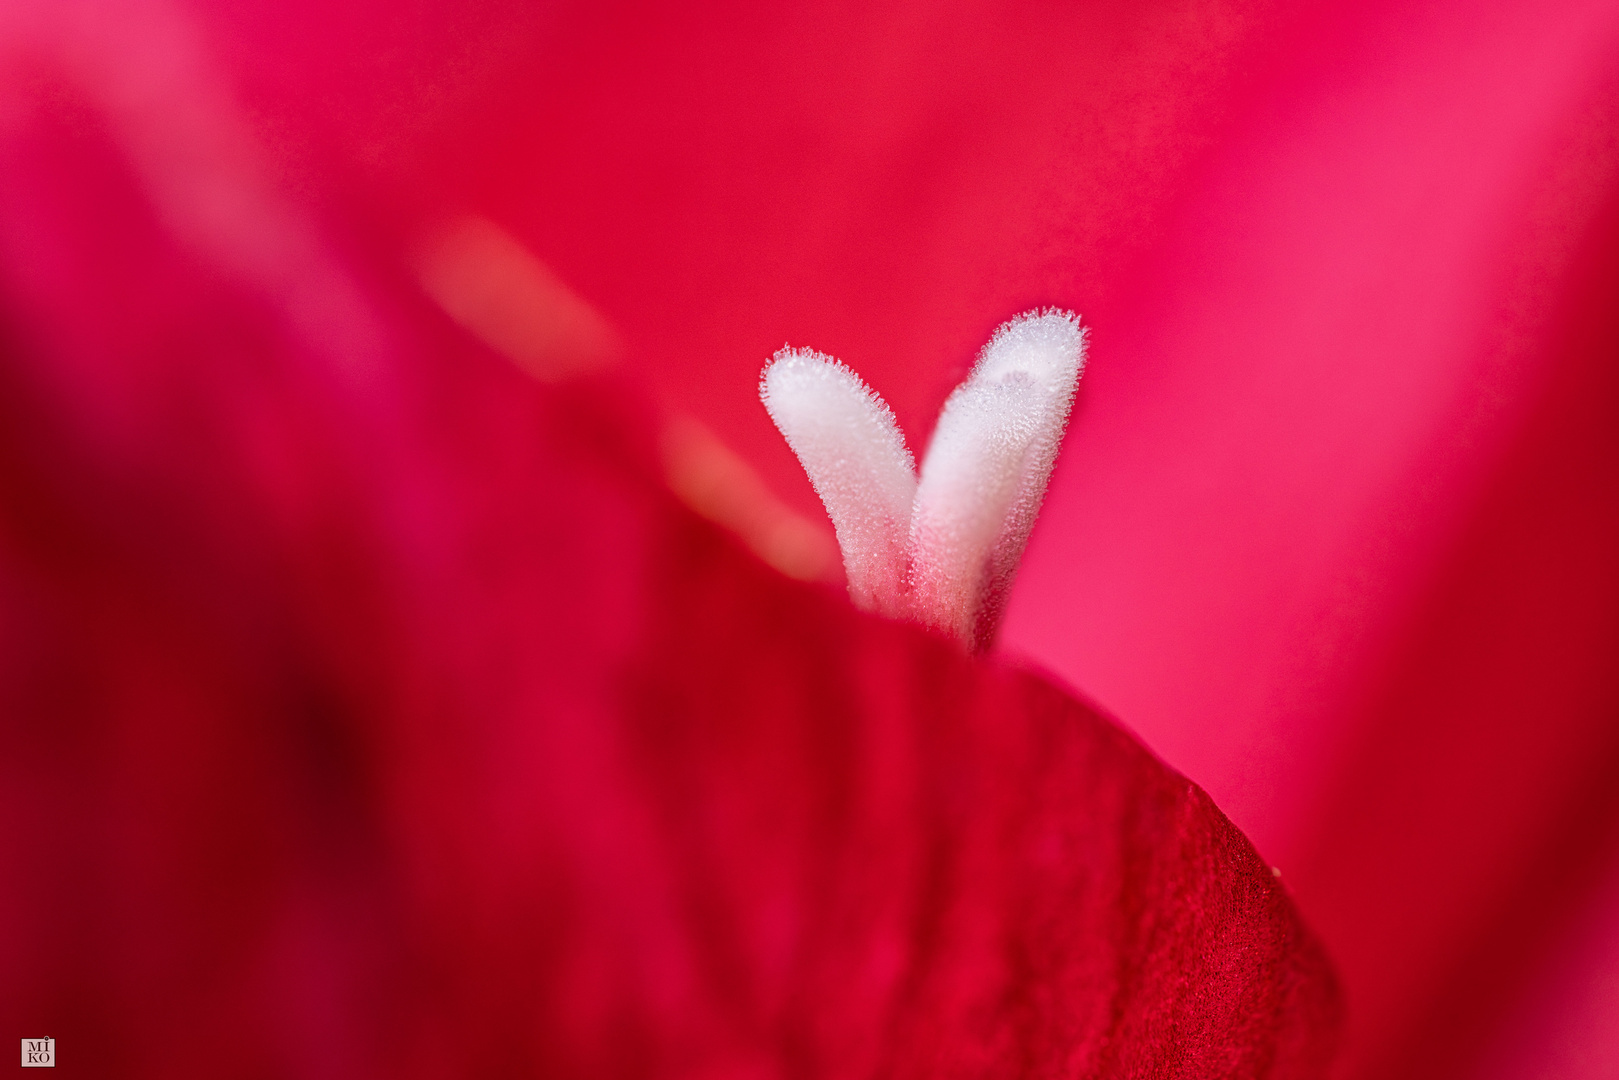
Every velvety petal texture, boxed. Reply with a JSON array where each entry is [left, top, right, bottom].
[[0, 40, 1338, 1078]]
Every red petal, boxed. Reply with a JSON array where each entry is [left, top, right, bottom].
[[0, 51, 1338, 1076]]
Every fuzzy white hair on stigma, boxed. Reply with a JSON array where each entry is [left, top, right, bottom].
[[760, 348, 917, 616], [760, 310, 1086, 652], [910, 310, 1085, 650]]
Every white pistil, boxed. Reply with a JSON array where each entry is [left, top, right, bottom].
[[761, 310, 1086, 652], [759, 350, 917, 616]]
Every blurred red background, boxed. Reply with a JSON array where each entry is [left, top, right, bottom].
[[4, 0, 1618, 1075]]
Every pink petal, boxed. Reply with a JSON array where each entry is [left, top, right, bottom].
[[0, 39, 1340, 1076]]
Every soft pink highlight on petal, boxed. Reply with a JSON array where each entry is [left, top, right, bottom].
[[1004, 0, 1619, 860], [1001, 3, 1619, 1074]]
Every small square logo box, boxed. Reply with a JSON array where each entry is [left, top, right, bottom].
[[21, 1038, 54, 1067]]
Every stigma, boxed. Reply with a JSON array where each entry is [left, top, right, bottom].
[[761, 310, 1086, 652]]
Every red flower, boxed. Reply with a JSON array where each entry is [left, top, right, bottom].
[[4, 0, 1616, 1076], [0, 1, 1338, 1076]]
